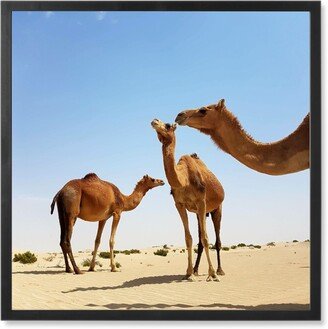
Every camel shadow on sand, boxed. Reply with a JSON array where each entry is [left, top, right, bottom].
[[85, 302, 310, 311], [62, 274, 184, 294]]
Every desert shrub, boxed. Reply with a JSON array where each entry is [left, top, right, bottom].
[[154, 249, 168, 257], [194, 248, 198, 254], [181, 249, 185, 253], [230, 245, 237, 249], [115, 262, 122, 268], [267, 242, 275, 247], [237, 243, 246, 247], [222, 247, 230, 251], [129, 249, 141, 254], [293, 240, 299, 243], [81, 258, 102, 267], [209, 244, 216, 250], [43, 255, 55, 262], [99, 252, 111, 259], [163, 244, 170, 249], [13, 251, 37, 264], [247, 244, 254, 248], [254, 245, 261, 249], [304, 239, 310, 242]]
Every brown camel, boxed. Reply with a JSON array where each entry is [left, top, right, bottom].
[[151, 119, 225, 281], [175, 99, 309, 175], [50, 173, 164, 274]]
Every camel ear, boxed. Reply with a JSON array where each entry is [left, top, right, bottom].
[[172, 123, 177, 131], [143, 174, 148, 179], [217, 99, 226, 110]]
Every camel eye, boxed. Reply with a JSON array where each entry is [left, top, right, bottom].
[[199, 108, 207, 115], [151, 178, 155, 182]]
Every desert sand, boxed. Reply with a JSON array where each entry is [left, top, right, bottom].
[[12, 241, 310, 311]]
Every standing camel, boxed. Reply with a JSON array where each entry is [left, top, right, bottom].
[[151, 119, 225, 281], [175, 99, 309, 175], [50, 173, 164, 274]]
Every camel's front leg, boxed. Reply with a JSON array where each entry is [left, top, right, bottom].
[[89, 220, 107, 272], [211, 206, 225, 276], [197, 202, 219, 282], [175, 203, 194, 281], [109, 212, 121, 272]]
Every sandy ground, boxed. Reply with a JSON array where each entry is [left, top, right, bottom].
[[12, 241, 310, 311]]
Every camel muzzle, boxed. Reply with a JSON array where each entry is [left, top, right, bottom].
[[175, 112, 188, 125]]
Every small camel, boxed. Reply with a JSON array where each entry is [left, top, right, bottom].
[[175, 99, 309, 175], [151, 119, 225, 281], [50, 173, 164, 274]]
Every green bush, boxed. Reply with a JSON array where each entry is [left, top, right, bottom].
[[237, 243, 246, 247], [99, 252, 111, 259], [194, 248, 198, 254], [13, 251, 37, 264], [230, 245, 237, 249], [293, 240, 299, 243], [163, 244, 170, 249], [222, 247, 230, 251], [115, 262, 122, 268], [267, 242, 275, 247], [154, 249, 168, 257], [254, 245, 262, 249]]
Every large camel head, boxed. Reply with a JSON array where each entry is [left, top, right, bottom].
[[139, 174, 165, 189], [175, 99, 227, 130], [151, 119, 177, 145]]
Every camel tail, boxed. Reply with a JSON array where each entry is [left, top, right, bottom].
[[50, 191, 60, 215]]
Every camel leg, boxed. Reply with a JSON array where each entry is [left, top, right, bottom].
[[197, 202, 219, 282], [64, 216, 83, 275], [175, 203, 194, 281], [109, 213, 121, 272], [59, 215, 72, 273], [89, 220, 107, 272], [193, 216, 204, 276], [211, 205, 225, 275]]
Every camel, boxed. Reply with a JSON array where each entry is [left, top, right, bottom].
[[50, 173, 164, 274], [175, 99, 309, 176], [151, 119, 225, 281]]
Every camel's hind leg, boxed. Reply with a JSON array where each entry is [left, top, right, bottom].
[[64, 215, 83, 274], [59, 215, 72, 273], [197, 201, 219, 282], [211, 205, 225, 275], [193, 216, 204, 276], [89, 220, 107, 272]]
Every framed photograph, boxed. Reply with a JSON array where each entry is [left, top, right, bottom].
[[1, 1, 321, 321]]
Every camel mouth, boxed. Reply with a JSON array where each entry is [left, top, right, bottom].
[[159, 180, 165, 186], [175, 114, 188, 126], [151, 119, 164, 130]]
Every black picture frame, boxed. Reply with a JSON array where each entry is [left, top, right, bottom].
[[1, 1, 321, 321]]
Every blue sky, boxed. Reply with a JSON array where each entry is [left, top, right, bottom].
[[12, 11, 310, 252]]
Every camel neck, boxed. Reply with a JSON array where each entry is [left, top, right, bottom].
[[123, 184, 148, 211], [210, 111, 309, 175], [162, 142, 182, 188]]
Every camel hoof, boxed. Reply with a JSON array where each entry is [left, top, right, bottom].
[[65, 268, 73, 273], [206, 275, 220, 282], [182, 274, 196, 282], [74, 269, 84, 275], [88, 268, 95, 272], [111, 268, 119, 272], [217, 268, 225, 276], [193, 271, 199, 276]]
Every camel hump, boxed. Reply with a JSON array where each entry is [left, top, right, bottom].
[[190, 153, 199, 159], [83, 173, 99, 180]]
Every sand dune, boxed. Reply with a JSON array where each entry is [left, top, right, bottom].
[[12, 241, 310, 310]]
